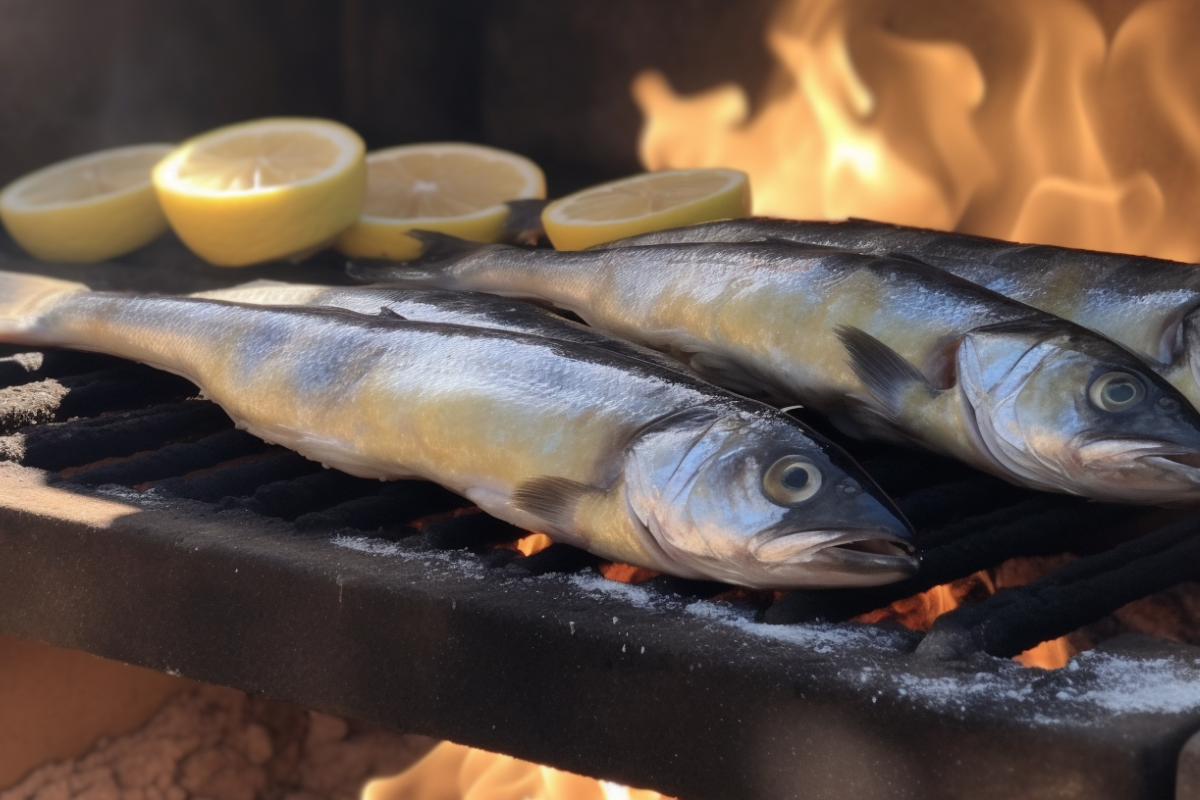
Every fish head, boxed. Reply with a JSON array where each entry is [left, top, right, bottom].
[[625, 408, 917, 589], [959, 319, 1200, 503]]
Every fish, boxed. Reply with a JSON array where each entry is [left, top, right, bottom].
[[190, 281, 695, 376], [595, 218, 1200, 411], [348, 232, 1200, 505], [0, 270, 917, 589]]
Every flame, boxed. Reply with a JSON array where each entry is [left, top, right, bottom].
[[515, 533, 553, 556], [855, 568, 1074, 668], [363, 742, 676, 800], [633, 0, 1200, 260], [599, 562, 661, 583]]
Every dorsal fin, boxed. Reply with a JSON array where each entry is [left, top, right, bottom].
[[377, 306, 407, 321]]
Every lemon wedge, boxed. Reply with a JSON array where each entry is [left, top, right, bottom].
[[0, 144, 174, 262], [336, 143, 545, 261], [152, 118, 365, 266], [542, 168, 751, 251]]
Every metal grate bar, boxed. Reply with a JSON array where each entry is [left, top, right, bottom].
[[61, 428, 267, 486], [919, 512, 1200, 659]]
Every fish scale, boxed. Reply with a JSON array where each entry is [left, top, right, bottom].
[[0, 270, 916, 590], [348, 232, 1200, 504]]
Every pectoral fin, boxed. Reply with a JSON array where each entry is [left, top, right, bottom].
[[836, 325, 935, 416], [511, 476, 604, 531]]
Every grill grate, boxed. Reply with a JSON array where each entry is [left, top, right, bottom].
[[6, 279, 1200, 799], [2, 344, 1197, 656]]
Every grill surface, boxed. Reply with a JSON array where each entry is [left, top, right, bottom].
[[5, 239, 1200, 800]]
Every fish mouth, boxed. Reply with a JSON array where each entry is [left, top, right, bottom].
[[1079, 438, 1200, 474], [1074, 438, 1200, 502], [750, 529, 919, 588]]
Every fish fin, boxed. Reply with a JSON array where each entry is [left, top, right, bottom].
[[836, 325, 935, 415], [377, 306, 407, 321], [0, 270, 88, 342], [511, 476, 602, 531], [884, 251, 937, 269], [503, 199, 550, 236]]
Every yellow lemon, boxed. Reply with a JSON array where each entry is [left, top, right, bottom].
[[542, 168, 751, 251], [0, 144, 174, 263], [153, 118, 365, 267], [336, 142, 545, 261]]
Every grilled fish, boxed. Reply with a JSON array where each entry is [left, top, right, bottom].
[[597, 218, 1200, 410], [191, 281, 693, 376], [0, 270, 916, 589], [349, 234, 1200, 504]]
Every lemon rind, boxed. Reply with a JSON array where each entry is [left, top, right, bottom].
[[542, 168, 747, 227], [0, 144, 175, 214]]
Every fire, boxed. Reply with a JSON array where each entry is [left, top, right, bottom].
[[363, 742, 676, 800], [633, 0, 1200, 261], [515, 532, 553, 556], [854, 565, 1074, 669]]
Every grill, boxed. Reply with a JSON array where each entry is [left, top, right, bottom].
[[5, 243, 1200, 800]]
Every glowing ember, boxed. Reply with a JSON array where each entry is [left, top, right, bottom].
[[855, 565, 1076, 669], [363, 741, 676, 800], [600, 562, 661, 583], [516, 532, 553, 556], [634, 0, 1200, 261]]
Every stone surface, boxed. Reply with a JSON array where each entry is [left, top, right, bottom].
[[0, 685, 433, 800]]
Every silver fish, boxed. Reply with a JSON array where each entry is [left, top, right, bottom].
[[348, 233, 1200, 505], [191, 281, 694, 376], [0, 271, 916, 589], [598, 218, 1200, 411]]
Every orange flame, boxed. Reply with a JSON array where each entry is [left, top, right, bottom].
[[515, 533, 553, 557], [634, 0, 1200, 260], [364, 742, 677, 800], [854, 570, 1074, 669]]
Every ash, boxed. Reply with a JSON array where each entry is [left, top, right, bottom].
[[0, 685, 435, 800]]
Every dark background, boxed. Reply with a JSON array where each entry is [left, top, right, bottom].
[[0, 0, 781, 196]]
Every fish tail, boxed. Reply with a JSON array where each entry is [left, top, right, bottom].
[[0, 270, 89, 343], [345, 231, 505, 285]]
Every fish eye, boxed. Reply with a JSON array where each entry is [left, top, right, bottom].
[[763, 456, 822, 505], [1088, 372, 1145, 412]]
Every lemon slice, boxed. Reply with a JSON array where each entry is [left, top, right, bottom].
[[542, 168, 751, 251], [153, 118, 365, 267], [336, 143, 545, 261], [0, 144, 174, 263]]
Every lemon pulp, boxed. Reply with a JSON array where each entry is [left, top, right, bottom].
[[153, 118, 365, 267], [337, 143, 545, 261]]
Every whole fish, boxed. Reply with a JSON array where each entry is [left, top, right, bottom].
[[349, 233, 1200, 504], [191, 281, 694, 376], [0, 270, 916, 589], [597, 218, 1200, 410]]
